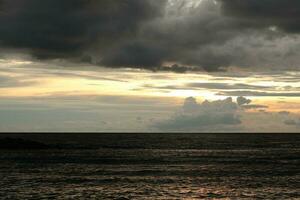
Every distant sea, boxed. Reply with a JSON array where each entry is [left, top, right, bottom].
[[0, 134, 299, 199]]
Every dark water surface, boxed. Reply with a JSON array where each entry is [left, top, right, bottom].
[[0, 134, 299, 199]]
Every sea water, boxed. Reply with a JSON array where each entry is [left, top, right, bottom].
[[0, 134, 299, 199]]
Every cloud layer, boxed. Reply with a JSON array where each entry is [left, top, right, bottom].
[[156, 97, 242, 131], [0, 0, 164, 59], [155, 96, 297, 132], [1, 0, 300, 71], [221, 0, 300, 32]]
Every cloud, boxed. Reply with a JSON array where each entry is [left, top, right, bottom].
[[237, 96, 251, 106], [143, 82, 274, 91], [218, 91, 300, 97], [221, 0, 300, 32], [284, 119, 298, 126], [155, 95, 299, 132], [241, 104, 268, 110], [236, 96, 268, 110], [278, 111, 290, 115], [0, 0, 165, 59], [120, 0, 300, 71], [2, 0, 300, 72], [100, 41, 166, 69], [156, 97, 242, 131], [0, 75, 36, 88], [186, 83, 272, 90]]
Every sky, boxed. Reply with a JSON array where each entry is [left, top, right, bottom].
[[0, 0, 300, 132]]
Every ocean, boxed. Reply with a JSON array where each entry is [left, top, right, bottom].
[[0, 134, 299, 199]]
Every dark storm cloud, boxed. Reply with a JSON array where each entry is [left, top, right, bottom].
[[1, 0, 300, 72], [100, 41, 166, 69], [221, 0, 300, 32], [114, 0, 300, 71], [0, 0, 165, 59], [133, 0, 241, 71]]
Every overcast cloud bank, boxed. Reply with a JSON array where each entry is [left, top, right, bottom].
[[1, 0, 300, 72]]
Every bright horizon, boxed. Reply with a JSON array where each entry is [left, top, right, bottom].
[[0, 58, 299, 132]]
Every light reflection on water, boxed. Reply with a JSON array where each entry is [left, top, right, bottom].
[[0, 134, 299, 199]]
